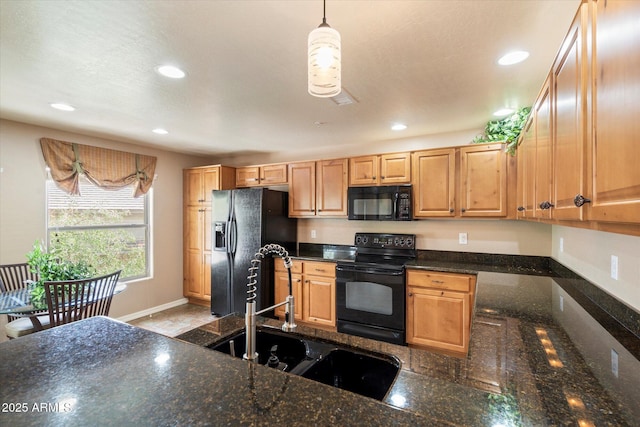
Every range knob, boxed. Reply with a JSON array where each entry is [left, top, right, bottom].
[[355, 235, 362, 245], [405, 237, 414, 248]]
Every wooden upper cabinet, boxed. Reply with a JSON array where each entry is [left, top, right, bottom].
[[316, 159, 348, 216], [184, 166, 235, 206], [236, 163, 287, 187], [261, 163, 288, 185], [288, 161, 316, 217], [349, 153, 410, 186], [289, 159, 348, 218], [412, 148, 456, 217], [349, 155, 378, 185], [413, 144, 507, 218], [459, 144, 508, 217], [587, 0, 640, 223], [553, 4, 587, 221], [517, 119, 536, 218], [533, 76, 554, 220], [380, 152, 411, 184], [235, 166, 260, 187]]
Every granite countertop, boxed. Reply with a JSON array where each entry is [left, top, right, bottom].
[[2, 265, 638, 426], [178, 269, 639, 426], [0, 316, 430, 426]]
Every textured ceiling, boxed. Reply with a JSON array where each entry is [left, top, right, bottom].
[[0, 0, 581, 158]]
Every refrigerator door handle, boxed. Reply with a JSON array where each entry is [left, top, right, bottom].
[[230, 219, 238, 254]]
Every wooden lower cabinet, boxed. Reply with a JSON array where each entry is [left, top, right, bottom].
[[406, 270, 476, 356], [274, 259, 336, 329]]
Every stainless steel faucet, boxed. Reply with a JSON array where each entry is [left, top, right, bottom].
[[244, 244, 296, 362]]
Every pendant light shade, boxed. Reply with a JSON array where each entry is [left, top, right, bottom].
[[308, 1, 341, 97]]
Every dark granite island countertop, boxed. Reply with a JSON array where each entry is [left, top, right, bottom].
[[0, 316, 432, 427], [178, 271, 640, 426]]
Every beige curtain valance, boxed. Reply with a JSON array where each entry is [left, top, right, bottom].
[[40, 138, 157, 197]]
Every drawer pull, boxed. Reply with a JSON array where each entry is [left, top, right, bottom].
[[431, 280, 444, 284]]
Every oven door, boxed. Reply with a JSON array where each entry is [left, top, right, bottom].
[[336, 264, 405, 333]]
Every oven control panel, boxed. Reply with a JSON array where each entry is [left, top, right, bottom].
[[354, 233, 415, 249]]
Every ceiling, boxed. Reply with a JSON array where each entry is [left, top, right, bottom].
[[0, 0, 580, 159]]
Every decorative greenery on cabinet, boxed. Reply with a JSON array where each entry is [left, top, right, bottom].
[[473, 107, 531, 155]]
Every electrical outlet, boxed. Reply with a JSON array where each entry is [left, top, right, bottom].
[[559, 238, 564, 253], [611, 255, 619, 280], [611, 349, 619, 378], [310, 229, 317, 239], [459, 233, 468, 245], [559, 295, 564, 312]]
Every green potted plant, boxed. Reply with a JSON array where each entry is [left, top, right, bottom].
[[472, 106, 531, 155], [26, 241, 95, 309]]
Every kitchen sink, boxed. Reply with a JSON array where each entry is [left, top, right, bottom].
[[207, 329, 308, 373], [300, 348, 400, 401], [208, 326, 400, 400]]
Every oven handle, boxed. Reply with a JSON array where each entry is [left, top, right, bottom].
[[336, 265, 404, 276]]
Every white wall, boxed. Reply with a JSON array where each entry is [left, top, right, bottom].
[[552, 225, 640, 312], [0, 119, 210, 318], [298, 218, 551, 256]]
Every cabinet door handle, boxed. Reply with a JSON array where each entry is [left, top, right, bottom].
[[573, 194, 591, 207], [381, 176, 385, 179], [441, 291, 444, 296], [372, 176, 376, 180], [461, 208, 466, 213], [449, 208, 454, 213], [539, 201, 555, 210], [517, 206, 525, 212], [408, 292, 413, 297]]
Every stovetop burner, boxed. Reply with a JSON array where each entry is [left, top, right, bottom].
[[351, 232, 416, 267]]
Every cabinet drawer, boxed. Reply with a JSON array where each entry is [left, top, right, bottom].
[[406, 270, 474, 293], [303, 261, 336, 277], [274, 258, 303, 274]]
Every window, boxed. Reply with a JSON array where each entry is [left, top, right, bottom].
[[46, 175, 151, 281]]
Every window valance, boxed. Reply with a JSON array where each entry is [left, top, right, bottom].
[[40, 138, 157, 197]]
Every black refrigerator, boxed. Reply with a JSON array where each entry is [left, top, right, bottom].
[[211, 188, 297, 316]]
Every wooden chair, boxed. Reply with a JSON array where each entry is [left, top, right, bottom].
[[45, 270, 121, 327], [0, 263, 39, 319], [2, 262, 50, 339]]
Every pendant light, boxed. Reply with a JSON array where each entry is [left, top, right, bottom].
[[308, 0, 341, 97]]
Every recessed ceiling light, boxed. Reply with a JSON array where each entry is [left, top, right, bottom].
[[50, 103, 75, 111], [156, 65, 185, 79], [493, 108, 514, 116], [391, 123, 407, 131], [498, 51, 530, 66], [152, 128, 169, 135]]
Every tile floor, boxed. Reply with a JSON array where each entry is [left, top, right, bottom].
[[127, 303, 217, 337], [1, 303, 216, 344]]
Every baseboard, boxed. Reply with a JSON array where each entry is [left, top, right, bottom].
[[117, 298, 189, 323]]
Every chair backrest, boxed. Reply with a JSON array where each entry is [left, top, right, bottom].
[[0, 263, 38, 292], [44, 270, 121, 327]]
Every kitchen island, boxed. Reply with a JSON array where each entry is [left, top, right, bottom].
[[1, 269, 638, 426]]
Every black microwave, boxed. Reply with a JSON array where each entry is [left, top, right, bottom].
[[347, 185, 412, 221]]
